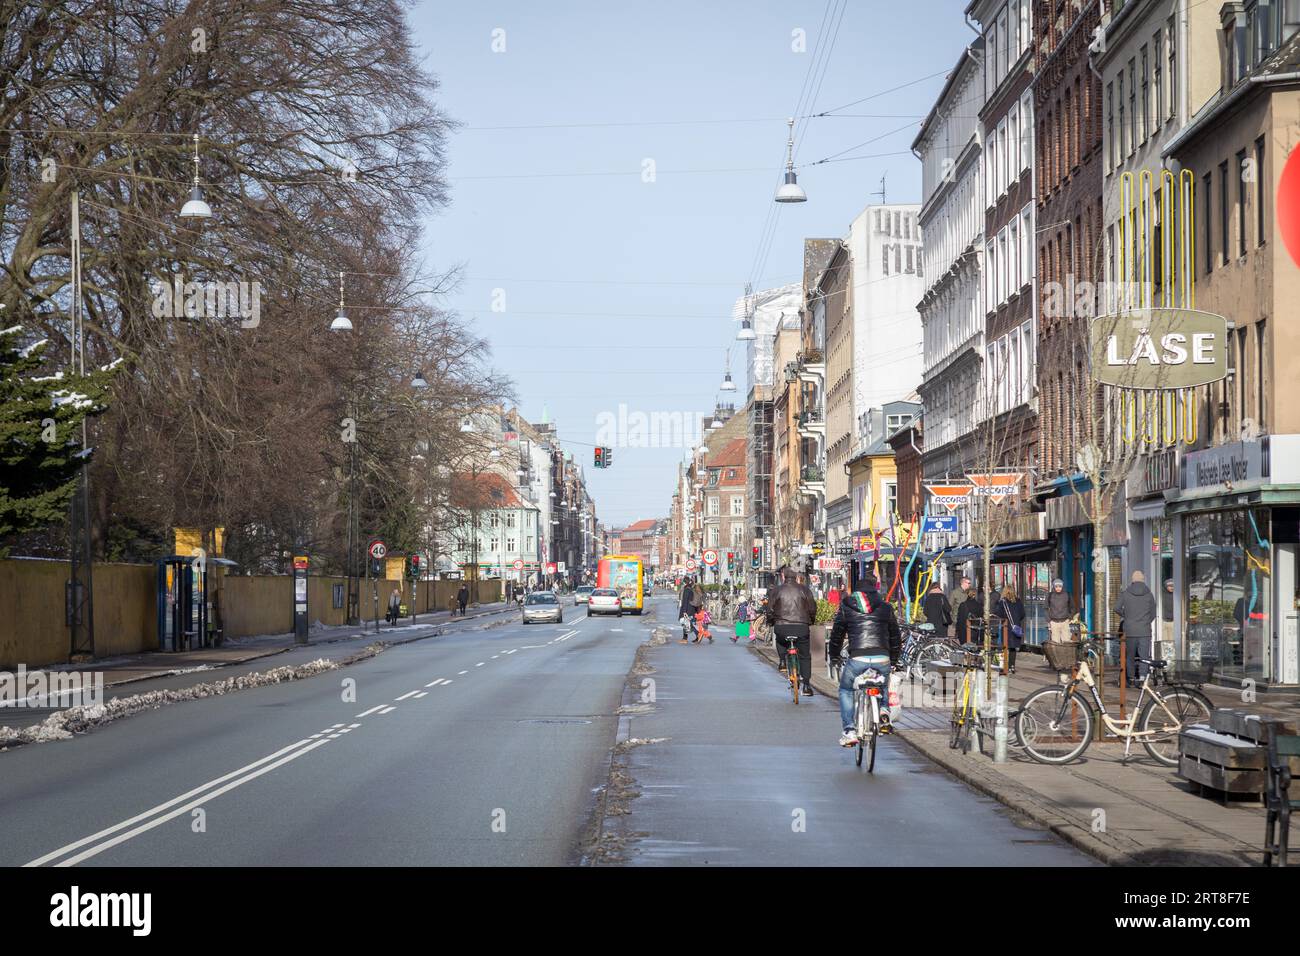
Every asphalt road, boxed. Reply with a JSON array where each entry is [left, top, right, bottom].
[[2, 592, 1092, 867], [1, 599, 650, 866]]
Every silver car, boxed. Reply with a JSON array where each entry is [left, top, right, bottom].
[[522, 591, 563, 624], [587, 588, 622, 617], [574, 585, 595, 606]]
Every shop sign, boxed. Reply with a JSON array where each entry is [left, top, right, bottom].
[[1090, 309, 1228, 389], [1141, 447, 1179, 495], [924, 482, 974, 513], [1180, 440, 1265, 493], [965, 472, 1023, 504]]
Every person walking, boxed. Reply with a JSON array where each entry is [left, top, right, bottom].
[[920, 581, 952, 636], [1046, 578, 1075, 643], [768, 567, 818, 697], [954, 589, 982, 644], [456, 582, 469, 617], [387, 586, 402, 626], [994, 585, 1026, 673], [678, 576, 700, 643], [1115, 570, 1157, 683], [948, 575, 972, 629], [1161, 578, 1175, 658]]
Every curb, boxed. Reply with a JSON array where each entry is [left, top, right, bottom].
[[745, 640, 1142, 867]]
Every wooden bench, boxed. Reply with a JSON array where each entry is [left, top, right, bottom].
[[1178, 709, 1299, 803], [1264, 732, 1300, 867]]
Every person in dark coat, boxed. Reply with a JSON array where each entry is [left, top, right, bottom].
[[678, 576, 700, 643], [456, 583, 469, 617], [994, 585, 1026, 672], [920, 582, 953, 636], [954, 589, 982, 644], [1115, 570, 1157, 682], [1046, 578, 1075, 643], [829, 576, 902, 745]]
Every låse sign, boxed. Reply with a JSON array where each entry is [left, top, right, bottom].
[[1089, 308, 1229, 389]]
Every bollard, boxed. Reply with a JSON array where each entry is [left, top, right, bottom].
[[994, 622, 1009, 763]]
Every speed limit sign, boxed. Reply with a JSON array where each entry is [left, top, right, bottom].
[[513, 558, 524, 571], [368, 538, 387, 560], [702, 549, 718, 567], [686, 559, 697, 571]]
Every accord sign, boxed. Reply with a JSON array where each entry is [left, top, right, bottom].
[[1090, 309, 1228, 389]]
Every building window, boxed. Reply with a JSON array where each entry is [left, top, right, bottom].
[[506, 537, 516, 552], [1220, 160, 1230, 265], [1257, 318, 1268, 431], [489, 512, 500, 528], [1117, 72, 1126, 159], [332, 583, 345, 609], [1106, 82, 1115, 171], [1154, 32, 1164, 127], [730, 495, 744, 516], [506, 512, 516, 527], [1168, 17, 1177, 120], [1128, 58, 1137, 153], [1237, 149, 1248, 258], [490, 536, 499, 552], [1256, 135, 1268, 246], [707, 496, 719, 516], [1203, 171, 1213, 273], [882, 243, 890, 275], [1140, 46, 1149, 144]]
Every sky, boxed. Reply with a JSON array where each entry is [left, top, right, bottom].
[[408, 0, 973, 527]]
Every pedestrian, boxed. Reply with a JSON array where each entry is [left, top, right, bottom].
[[1114, 570, 1157, 683], [1046, 578, 1075, 643], [948, 575, 972, 628], [920, 581, 952, 636], [456, 582, 469, 617], [954, 589, 982, 644], [678, 576, 699, 643], [995, 585, 1026, 673], [387, 586, 402, 626]]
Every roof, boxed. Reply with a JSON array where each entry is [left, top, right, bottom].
[[706, 438, 746, 470], [450, 471, 527, 509], [623, 518, 656, 533]]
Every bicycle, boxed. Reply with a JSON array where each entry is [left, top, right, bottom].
[[1015, 639, 1213, 766], [780, 634, 802, 704], [898, 625, 959, 681], [850, 663, 891, 772], [949, 643, 998, 754]]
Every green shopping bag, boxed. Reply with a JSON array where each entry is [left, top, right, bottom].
[[735, 621, 751, 638]]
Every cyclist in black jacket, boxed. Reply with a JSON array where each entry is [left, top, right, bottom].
[[828, 576, 901, 747]]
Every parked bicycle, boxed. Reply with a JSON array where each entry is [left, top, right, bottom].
[[898, 624, 959, 681], [949, 642, 997, 754], [1015, 639, 1213, 766]]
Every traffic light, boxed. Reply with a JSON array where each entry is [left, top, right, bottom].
[[603, 446, 612, 467], [594, 446, 604, 468], [408, 553, 421, 579], [751, 546, 760, 569]]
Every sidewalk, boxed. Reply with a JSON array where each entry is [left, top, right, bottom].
[[0, 602, 516, 731], [740, 624, 1293, 867]]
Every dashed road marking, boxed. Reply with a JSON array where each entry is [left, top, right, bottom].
[[458, 670, 469, 675], [476, 662, 485, 667], [378, 706, 396, 715], [395, 691, 420, 701]]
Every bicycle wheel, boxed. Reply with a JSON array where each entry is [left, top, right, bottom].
[[866, 697, 879, 773], [854, 690, 866, 766], [1139, 686, 1212, 767], [1016, 686, 1094, 764], [913, 640, 954, 679]]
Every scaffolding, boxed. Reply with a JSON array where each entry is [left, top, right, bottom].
[[747, 384, 774, 581]]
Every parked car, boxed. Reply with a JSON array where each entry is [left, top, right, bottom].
[[574, 585, 595, 606], [587, 588, 622, 617], [522, 591, 563, 624]]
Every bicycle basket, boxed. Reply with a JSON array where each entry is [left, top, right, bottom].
[[1169, 659, 1216, 686], [1042, 641, 1083, 673]]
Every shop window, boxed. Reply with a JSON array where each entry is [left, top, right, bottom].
[[1185, 508, 1272, 679]]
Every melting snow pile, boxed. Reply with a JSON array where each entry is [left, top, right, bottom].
[[0, 658, 341, 748]]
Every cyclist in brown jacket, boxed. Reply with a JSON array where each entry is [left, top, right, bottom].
[[767, 567, 818, 697]]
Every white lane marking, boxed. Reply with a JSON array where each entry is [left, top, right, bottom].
[[491, 655, 500, 659], [378, 706, 396, 714], [309, 733, 325, 739], [458, 670, 468, 675], [24, 737, 322, 867], [413, 692, 427, 699], [355, 705, 385, 718], [327, 734, 341, 739], [475, 662, 485, 667], [49, 739, 333, 868], [425, 679, 445, 687], [611, 628, 624, 632], [395, 691, 420, 701], [442, 679, 454, 684], [519, 644, 548, 649], [331, 723, 345, 728], [348, 723, 361, 729]]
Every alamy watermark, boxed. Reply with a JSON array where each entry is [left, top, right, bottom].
[[151, 275, 261, 328], [595, 404, 705, 448], [0, 665, 104, 709]]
